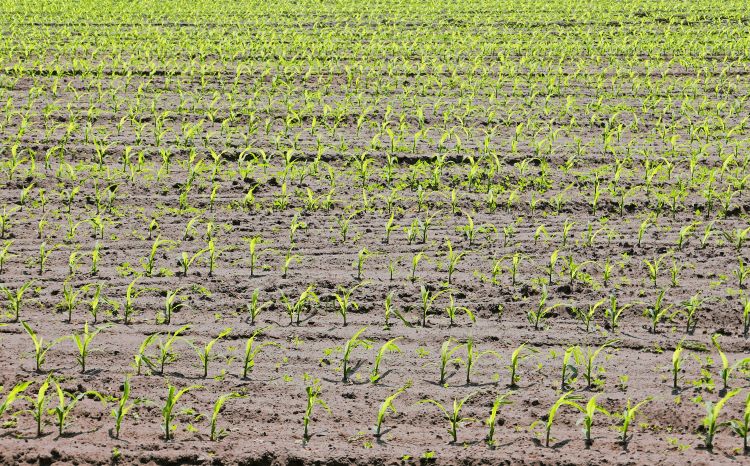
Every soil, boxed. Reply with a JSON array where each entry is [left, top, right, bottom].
[[1, 1, 750, 465]]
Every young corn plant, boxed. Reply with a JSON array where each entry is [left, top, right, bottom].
[[162, 384, 202, 441], [161, 288, 183, 325], [465, 338, 500, 385], [0, 380, 31, 420], [438, 338, 465, 386], [1, 280, 34, 322], [209, 392, 244, 441], [680, 293, 704, 335], [574, 395, 609, 447], [23, 376, 51, 437], [374, 381, 410, 438], [643, 289, 675, 333], [729, 391, 750, 454], [383, 291, 411, 328], [528, 286, 563, 330], [59, 282, 85, 323], [485, 392, 512, 446], [507, 343, 537, 388], [572, 298, 606, 333], [280, 285, 318, 325], [71, 322, 110, 373], [143, 236, 173, 277], [371, 337, 402, 383], [604, 295, 633, 333], [712, 334, 750, 392], [242, 326, 280, 379], [333, 281, 369, 327], [444, 239, 465, 284], [111, 379, 136, 439], [418, 392, 476, 444], [444, 294, 475, 327], [542, 392, 581, 447], [87, 283, 104, 323], [560, 345, 582, 390], [133, 333, 159, 376], [191, 327, 232, 378], [303, 381, 330, 441], [51, 380, 104, 436], [581, 340, 618, 390], [21, 321, 65, 373], [246, 289, 272, 325], [702, 389, 740, 451], [420, 285, 447, 327], [614, 398, 651, 448], [177, 249, 205, 277], [243, 236, 265, 277], [672, 342, 685, 390], [354, 247, 372, 280], [0, 239, 13, 274], [342, 327, 371, 382], [156, 325, 191, 376], [410, 251, 426, 281]]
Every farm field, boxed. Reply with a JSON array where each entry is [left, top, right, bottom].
[[1, 0, 750, 464]]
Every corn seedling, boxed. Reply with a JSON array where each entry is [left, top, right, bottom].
[[342, 326, 371, 382], [178, 248, 206, 277], [582, 340, 618, 390], [572, 298, 606, 333], [132, 333, 158, 376], [280, 285, 318, 325], [191, 327, 231, 378], [371, 337, 402, 383], [543, 392, 581, 447], [528, 286, 563, 330], [485, 392, 512, 446], [465, 338, 500, 385], [410, 251, 426, 281], [0, 239, 13, 274], [729, 391, 750, 453], [604, 295, 633, 333], [418, 392, 476, 443], [354, 247, 371, 280], [156, 325, 190, 375], [23, 376, 51, 437], [643, 288, 675, 334], [712, 334, 750, 392], [246, 288, 272, 325], [162, 384, 202, 441], [383, 291, 410, 328], [0, 380, 31, 420], [438, 338, 465, 386], [210, 392, 244, 441], [702, 389, 740, 450], [143, 235, 173, 277], [71, 322, 110, 373], [2, 280, 34, 322], [303, 382, 330, 441], [444, 294, 475, 327], [420, 285, 447, 327], [614, 398, 651, 448], [507, 343, 537, 388], [333, 281, 368, 327], [51, 380, 104, 436], [21, 321, 65, 373], [374, 381, 410, 438], [560, 345, 582, 390], [445, 239, 465, 284], [242, 326, 280, 379], [243, 236, 265, 276], [111, 379, 136, 439]]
